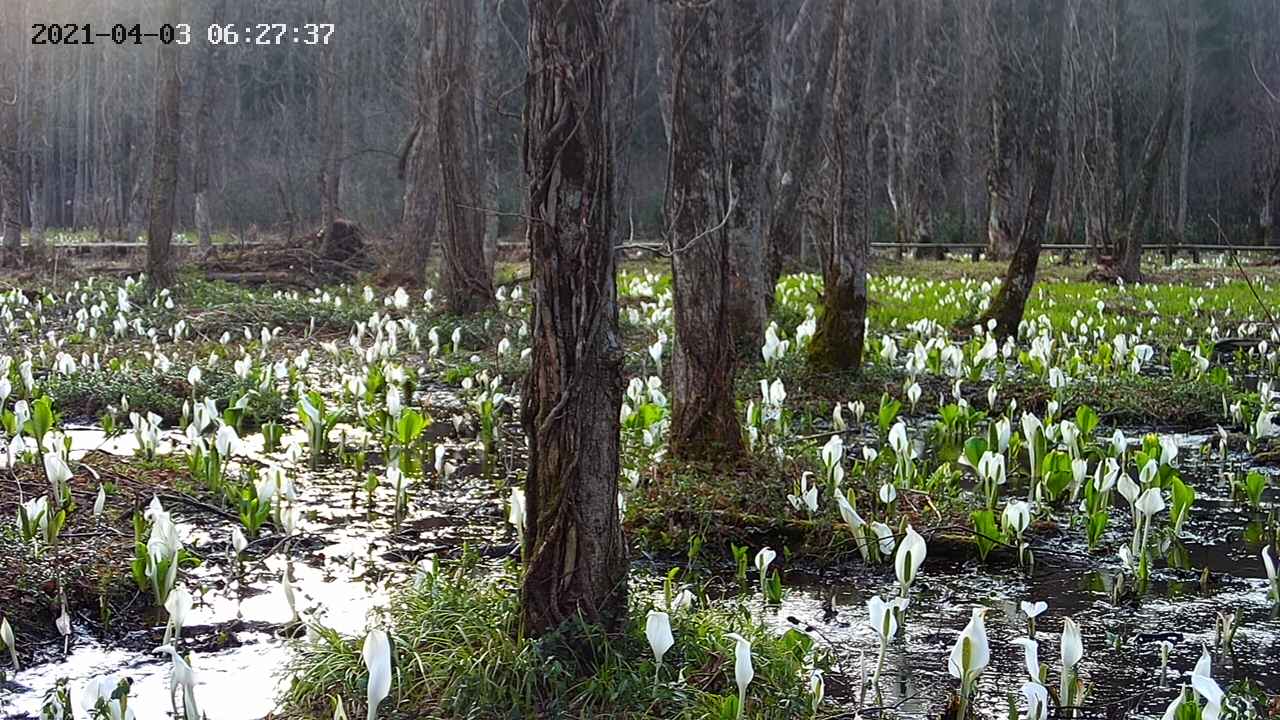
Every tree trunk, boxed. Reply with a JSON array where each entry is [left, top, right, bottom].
[[520, 0, 628, 638], [653, 3, 674, 146], [434, 0, 495, 314], [146, 0, 181, 288], [766, 11, 837, 300], [985, 1, 1016, 261], [400, 5, 440, 285], [317, 0, 343, 229], [25, 8, 47, 262], [980, 0, 1068, 337], [808, 0, 869, 373], [1116, 21, 1180, 284], [1175, 3, 1196, 250], [667, 0, 743, 462], [0, 1, 22, 268], [194, 0, 225, 254], [477, 0, 501, 269], [723, 0, 772, 355]]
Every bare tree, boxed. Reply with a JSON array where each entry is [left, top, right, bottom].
[[979, 0, 1068, 336], [400, 2, 441, 284], [146, 0, 181, 288], [434, 0, 495, 313], [1114, 14, 1180, 282], [1174, 0, 1198, 251], [723, 0, 772, 354], [667, 0, 743, 461], [765, 0, 837, 300], [317, 0, 343, 230], [194, 0, 226, 253], [808, 0, 870, 371], [0, 0, 23, 266], [985, 0, 1017, 260], [520, 0, 628, 637]]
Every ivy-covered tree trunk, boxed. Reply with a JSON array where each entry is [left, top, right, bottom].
[[434, 0, 495, 313], [668, 0, 743, 461], [808, 0, 869, 372], [146, 0, 181, 288], [520, 0, 628, 638], [723, 0, 771, 355], [979, 0, 1067, 338]]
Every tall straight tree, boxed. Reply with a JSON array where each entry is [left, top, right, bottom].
[[723, 0, 772, 354], [146, 0, 181, 287], [520, 0, 628, 637], [766, 5, 838, 294], [0, 0, 24, 267], [808, 0, 869, 372], [193, 0, 227, 253], [667, 0, 743, 461], [979, 0, 1068, 336], [317, 0, 343, 230], [985, 0, 1017, 261], [1115, 15, 1180, 283], [434, 0, 496, 314], [400, 1, 440, 285]]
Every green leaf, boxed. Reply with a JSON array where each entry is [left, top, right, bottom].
[[970, 509, 1004, 562]]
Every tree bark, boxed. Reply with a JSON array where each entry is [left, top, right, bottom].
[[723, 0, 772, 355], [435, 0, 496, 314], [1116, 18, 1180, 283], [317, 0, 343, 229], [0, 0, 22, 267], [766, 8, 837, 301], [1175, 3, 1196, 250], [667, 0, 743, 462], [653, 3, 674, 146], [194, 0, 226, 254], [520, 0, 628, 638], [985, 0, 1016, 261], [980, 0, 1068, 337], [808, 0, 869, 372], [401, 4, 440, 285], [146, 0, 181, 288]]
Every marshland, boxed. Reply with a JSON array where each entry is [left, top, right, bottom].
[[2, 1, 1280, 719]]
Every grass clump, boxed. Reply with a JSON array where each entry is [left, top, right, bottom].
[[45, 365, 286, 427], [284, 557, 825, 720]]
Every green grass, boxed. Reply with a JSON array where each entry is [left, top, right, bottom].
[[44, 364, 286, 427], [283, 556, 824, 720]]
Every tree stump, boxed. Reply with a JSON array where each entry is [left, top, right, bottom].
[[319, 218, 367, 267]]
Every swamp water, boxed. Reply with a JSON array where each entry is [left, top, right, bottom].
[[3, 421, 1277, 719]]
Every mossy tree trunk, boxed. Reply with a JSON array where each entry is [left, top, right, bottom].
[[979, 0, 1067, 338], [667, 0, 744, 462], [520, 0, 628, 638], [434, 0, 495, 313], [146, 0, 181, 288], [808, 0, 868, 373]]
